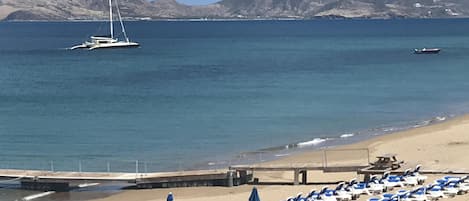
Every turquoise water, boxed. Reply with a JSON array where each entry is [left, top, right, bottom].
[[1, 19, 469, 177]]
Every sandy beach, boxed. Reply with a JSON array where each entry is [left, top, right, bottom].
[[91, 115, 469, 201]]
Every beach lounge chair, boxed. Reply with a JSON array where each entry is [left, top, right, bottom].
[[426, 185, 446, 200], [307, 189, 320, 200], [381, 172, 405, 190], [434, 178, 465, 197], [408, 187, 429, 201], [442, 176, 469, 194], [346, 178, 371, 199], [367, 198, 394, 201], [367, 197, 397, 201], [332, 182, 352, 201], [396, 190, 419, 201], [284, 192, 310, 201], [380, 193, 401, 201], [412, 165, 428, 185], [312, 187, 335, 201], [368, 176, 386, 194], [285, 196, 295, 201], [400, 169, 419, 186], [319, 191, 339, 201]]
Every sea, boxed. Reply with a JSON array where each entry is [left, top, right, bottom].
[[2, 19, 469, 200]]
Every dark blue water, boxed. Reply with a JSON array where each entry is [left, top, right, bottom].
[[1, 19, 469, 176]]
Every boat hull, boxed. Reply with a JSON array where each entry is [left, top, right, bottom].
[[88, 42, 140, 50], [414, 48, 441, 54], [69, 41, 139, 50]]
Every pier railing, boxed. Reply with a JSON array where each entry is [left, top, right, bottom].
[[0, 160, 188, 174], [0, 148, 370, 174], [0, 156, 269, 174]]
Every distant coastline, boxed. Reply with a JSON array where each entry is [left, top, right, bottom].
[[2, 16, 469, 23], [3, 0, 469, 22]]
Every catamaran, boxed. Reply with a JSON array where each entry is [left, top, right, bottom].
[[70, 0, 139, 50]]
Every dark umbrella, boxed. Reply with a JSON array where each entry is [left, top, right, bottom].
[[167, 192, 174, 201], [249, 187, 260, 201]]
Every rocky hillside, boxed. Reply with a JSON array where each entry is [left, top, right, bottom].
[[217, 0, 469, 18], [1, 0, 469, 21]]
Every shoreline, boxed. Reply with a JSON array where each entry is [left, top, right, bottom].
[[202, 113, 452, 171], [88, 113, 469, 201]]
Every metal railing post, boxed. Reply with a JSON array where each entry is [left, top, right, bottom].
[[79, 160, 82, 173], [135, 160, 139, 176]]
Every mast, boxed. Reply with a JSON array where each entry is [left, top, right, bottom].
[[109, 0, 114, 39]]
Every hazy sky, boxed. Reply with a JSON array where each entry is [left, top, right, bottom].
[[177, 0, 220, 5]]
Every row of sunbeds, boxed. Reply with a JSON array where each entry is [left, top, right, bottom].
[[283, 165, 468, 201], [368, 175, 469, 201]]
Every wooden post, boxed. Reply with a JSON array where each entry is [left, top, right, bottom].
[[239, 170, 248, 184], [293, 169, 300, 185], [323, 150, 328, 168], [226, 170, 234, 187], [301, 170, 307, 185], [367, 148, 370, 165], [364, 173, 371, 182]]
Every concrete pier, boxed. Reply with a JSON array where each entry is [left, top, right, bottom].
[[21, 180, 70, 192], [135, 170, 250, 188], [0, 169, 253, 191]]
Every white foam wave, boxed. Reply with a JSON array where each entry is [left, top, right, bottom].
[[421, 120, 431, 126], [297, 138, 327, 147], [383, 128, 395, 132], [340, 133, 354, 138], [208, 161, 228, 166], [435, 116, 446, 121]]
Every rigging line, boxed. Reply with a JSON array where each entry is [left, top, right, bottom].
[[115, 0, 129, 42]]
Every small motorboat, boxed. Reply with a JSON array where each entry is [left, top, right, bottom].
[[414, 48, 441, 54]]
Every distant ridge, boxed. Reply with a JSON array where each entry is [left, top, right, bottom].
[[1, 0, 469, 21]]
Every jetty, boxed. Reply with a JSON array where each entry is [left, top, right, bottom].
[[0, 168, 245, 191], [0, 164, 368, 190], [0, 148, 374, 191]]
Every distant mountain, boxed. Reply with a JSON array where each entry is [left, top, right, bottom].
[[216, 0, 469, 18], [1, 0, 469, 21]]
